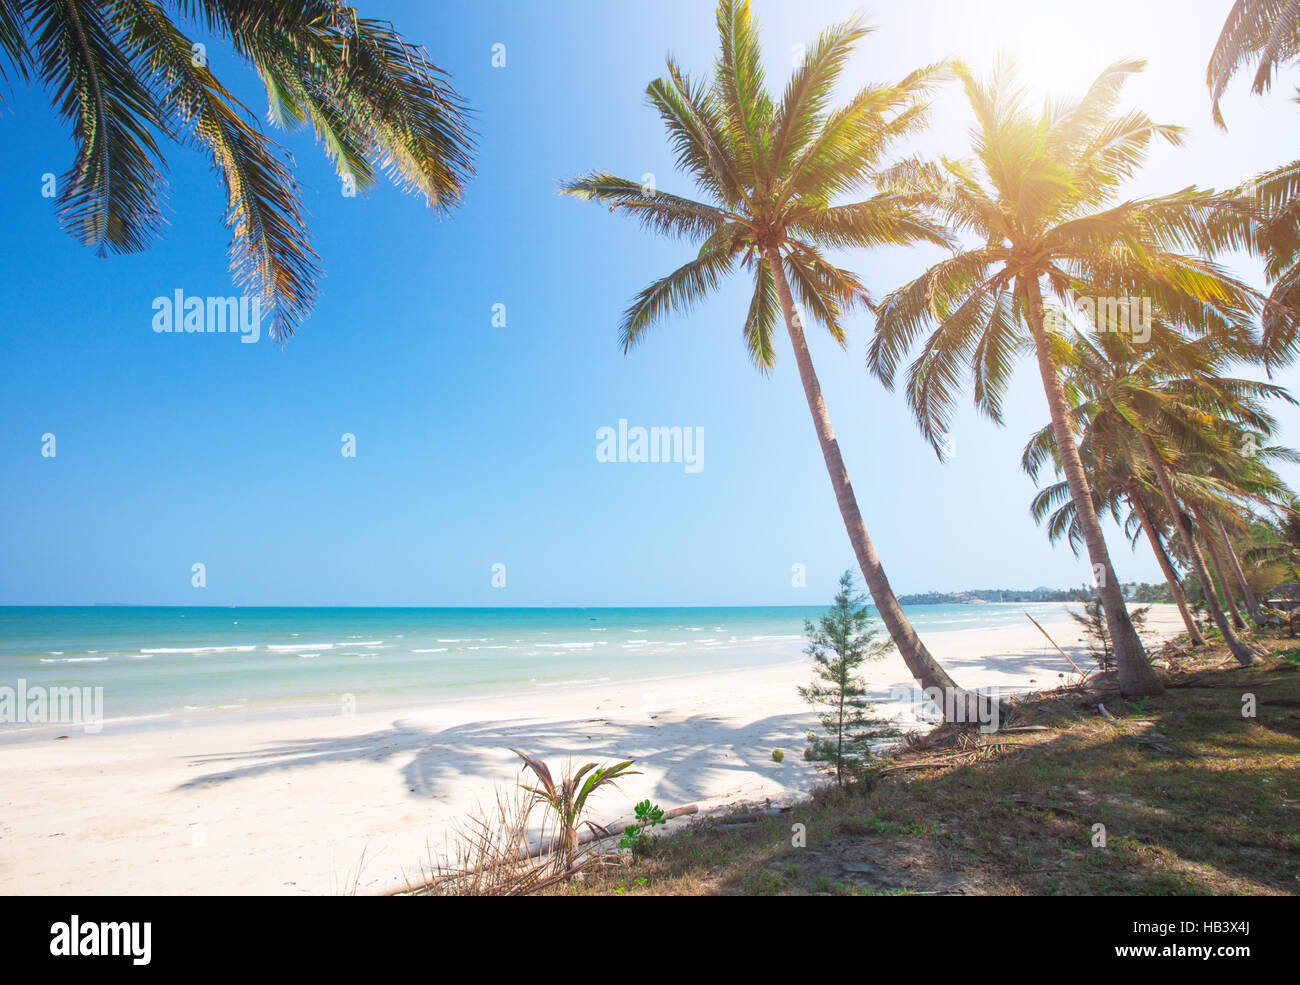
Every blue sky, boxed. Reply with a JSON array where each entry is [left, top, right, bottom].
[[1, 0, 1298, 605]]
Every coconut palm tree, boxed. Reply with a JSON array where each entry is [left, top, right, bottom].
[[1024, 417, 1207, 646], [869, 59, 1263, 696], [1179, 423, 1300, 626], [1018, 320, 1232, 645], [1022, 320, 1294, 664], [1215, 516, 1266, 622], [1244, 498, 1300, 585], [0, 0, 474, 341], [1232, 162, 1300, 367], [560, 0, 979, 715], [1208, 0, 1300, 127], [1207, 3, 1300, 365]]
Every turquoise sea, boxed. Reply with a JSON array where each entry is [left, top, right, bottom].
[[0, 603, 1088, 732]]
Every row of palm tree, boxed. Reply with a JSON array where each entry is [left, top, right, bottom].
[[1012, 1, 1300, 668], [1020, 319, 1297, 664], [564, 0, 1300, 709]]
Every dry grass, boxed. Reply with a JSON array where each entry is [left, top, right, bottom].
[[406, 761, 636, 896], [547, 629, 1300, 896]]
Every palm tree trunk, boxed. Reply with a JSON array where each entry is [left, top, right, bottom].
[[1139, 433, 1261, 666], [1127, 493, 1205, 644], [1217, 519, 1264, 625], [765, 247, 979, 722], [1023, 281, 1161, 696], [1198, 512, 1245, 630]]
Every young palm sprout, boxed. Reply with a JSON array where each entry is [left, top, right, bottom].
[[511, 749, 638, 872]]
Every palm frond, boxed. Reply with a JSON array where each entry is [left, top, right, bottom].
[[28, 0, 168, 255], [619, 246, 738, 352]]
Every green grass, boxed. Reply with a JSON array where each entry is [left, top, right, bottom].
[[553, 632, 1300, 896]]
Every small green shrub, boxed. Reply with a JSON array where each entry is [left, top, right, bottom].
[[619, 799, 667, 853]]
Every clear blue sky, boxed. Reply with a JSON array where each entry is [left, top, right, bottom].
[[2, 0, 1298, 605]]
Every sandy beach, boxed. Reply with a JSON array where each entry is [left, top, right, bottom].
[[0, 606, 1185, 895]]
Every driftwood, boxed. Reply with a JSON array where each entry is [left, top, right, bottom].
[[535, 803, 699, 859]]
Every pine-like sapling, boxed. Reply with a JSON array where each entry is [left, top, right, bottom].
[[1069, 584, 1150, 672], [798, 571, 898, 786]]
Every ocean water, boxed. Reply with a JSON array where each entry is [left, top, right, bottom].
[[0, 603, 1087, 732]]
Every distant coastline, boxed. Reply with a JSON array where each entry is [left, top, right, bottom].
[[899, 583, 1174, 605]]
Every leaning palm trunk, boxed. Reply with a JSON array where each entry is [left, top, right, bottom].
[[1024, 284, 1162, 696], [1140, 434, 1261, 666], [1198, 514, 1246, 630], [1128, 494, 1205, 644], [767, 249, 978, 719], [1217, 520, 1264, 626]]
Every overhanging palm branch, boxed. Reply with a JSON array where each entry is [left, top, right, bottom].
[[1208, 0, 1300, 127], [2, 0, 475, 341]]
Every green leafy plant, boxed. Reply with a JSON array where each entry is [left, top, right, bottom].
[[618, 799, 667, 853], [511, 749, 638, 872]]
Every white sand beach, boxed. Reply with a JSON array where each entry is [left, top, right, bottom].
[[0, 606, 1186, 895]]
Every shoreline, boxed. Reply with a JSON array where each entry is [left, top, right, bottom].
[[1, 600, 1130, 740], [0, 606, 1186, 895]]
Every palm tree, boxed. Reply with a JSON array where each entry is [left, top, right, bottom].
[[1019, 322, 1221, 645], [560, 0, 979, 716], [1022, 319, 1293, 664], [869, 59, 1263, 696], [1244, 498, 1300, 585], [1207, 2, 1300, 366], [1207, 0, 1300, 127], [1023, 409, 1207, 646], [0, 1, 474, 341], [1215, 517, 1265, 623], [1178, 423, 1299, 627]]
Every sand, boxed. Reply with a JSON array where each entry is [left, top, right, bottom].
[[0, 605, 1185, 895]]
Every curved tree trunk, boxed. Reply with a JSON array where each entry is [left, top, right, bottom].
[[1139, 433, 1261, 666], [765, 247, 980, 722], [1023, 281, 1161, 696], [1198, 513, 1246, 630], [1217, 519, 1264, 626], [1128, 493, 1205, 644]]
